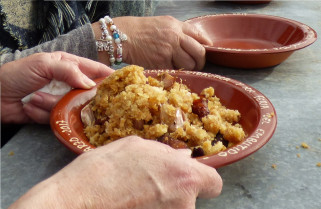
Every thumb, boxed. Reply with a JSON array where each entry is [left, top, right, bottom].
[[197, 166, 223, 199]]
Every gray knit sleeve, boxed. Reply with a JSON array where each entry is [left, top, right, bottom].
[[0, 23, 98, 65]]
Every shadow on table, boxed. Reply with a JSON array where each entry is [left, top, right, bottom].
[[1, 124, 24, 147], [203, 61, 276, 85]]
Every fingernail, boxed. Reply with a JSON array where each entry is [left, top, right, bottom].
[[83, 76, 96, 89], [23, 103, 32, 113], [31, 93, 43, 105]]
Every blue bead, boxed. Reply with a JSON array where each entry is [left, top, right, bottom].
[[113, 33, 119, 39]]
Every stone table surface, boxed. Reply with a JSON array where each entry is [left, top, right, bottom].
[[1, 1, 321, 209]]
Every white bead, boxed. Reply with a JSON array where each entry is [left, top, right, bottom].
[[110, 25, 117, 31], [116, 57, 122, 62], [110, 57, 115, 63], [107, 35, 113, 41], [99, 18, 105, 24], [104, 16, 113, 24], [114, 38, 121, 44]]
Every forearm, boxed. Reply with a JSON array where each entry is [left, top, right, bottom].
[[0, 24, 98, 66]]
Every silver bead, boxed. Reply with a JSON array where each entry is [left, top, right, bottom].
[[121, 34, 127, 41]]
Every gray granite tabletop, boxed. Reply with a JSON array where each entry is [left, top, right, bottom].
[[1, 1, 321, 209]]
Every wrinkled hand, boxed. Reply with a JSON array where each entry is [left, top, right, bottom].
[[0, 52, 113, 124], [9, 136, 222, 209], [114, 16, 212, 71]]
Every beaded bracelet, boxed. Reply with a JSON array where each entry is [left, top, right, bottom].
[[95, 16, 127, 66], [104, 16, 127, 65], [96, 18, 115, 65]]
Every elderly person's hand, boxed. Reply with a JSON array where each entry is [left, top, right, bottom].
[[9, 136, 222, 209], [0, 51, 113, 124], [93, 16, 212, 71]]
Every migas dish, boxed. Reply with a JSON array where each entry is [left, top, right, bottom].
[[50, 70, 277, 168]]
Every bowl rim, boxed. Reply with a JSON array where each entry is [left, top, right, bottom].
[[50, 70, 278, 168], [185, 13, 317, 54]]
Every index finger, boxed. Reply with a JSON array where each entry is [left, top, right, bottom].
[[182, 22, 213, 46], [59, 52, 114, 79]]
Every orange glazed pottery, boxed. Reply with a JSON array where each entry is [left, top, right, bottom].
[[186, 14, 317, 69], [51, 70, 277, 168]]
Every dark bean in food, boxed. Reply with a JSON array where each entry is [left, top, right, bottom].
[[192, 147, 205, 157], [211, 132, 229, 147]]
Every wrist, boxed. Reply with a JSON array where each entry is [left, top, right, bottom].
[[92, 16, 128, 67], [92, 22, 111, 66], [112, 17, 130, 65], [8, 177, 67, 209]]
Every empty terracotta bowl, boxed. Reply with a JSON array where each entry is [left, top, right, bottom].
[[50, 70, 277, 168], [186, 14, 317, 69]]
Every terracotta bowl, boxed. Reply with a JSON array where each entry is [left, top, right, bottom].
[[50, 70, 277, 168], [186, 14, 317, 69]]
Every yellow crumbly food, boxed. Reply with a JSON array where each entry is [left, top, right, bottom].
[[301, 142, 310, 149], [84, 65, 245, 157]]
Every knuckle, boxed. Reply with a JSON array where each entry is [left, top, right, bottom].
[[30, 53, 51, 71], [32, 52, 49, 63], [163, 15, 176, 22], [177, 169, 201, 190], [120, 135, 145, 146]]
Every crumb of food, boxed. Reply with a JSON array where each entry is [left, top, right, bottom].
[[296, 153, 301, 158], [301, 142, 310, 149], [319, 138, 321, 141], [8, 151, 14, 156], [271, 164, 277, 169], [83, 65, 246, 157], [317, 162, 321, 167], [296, 146, 300, 149], [269, 112, 275, 118]]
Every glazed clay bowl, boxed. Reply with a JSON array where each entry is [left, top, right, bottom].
[[186, 14, 317, 69], [50, 70, 277, 168]]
